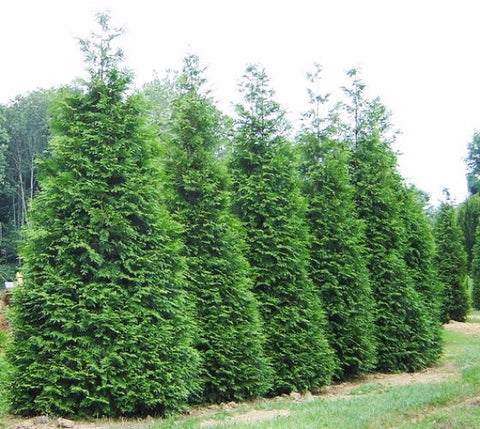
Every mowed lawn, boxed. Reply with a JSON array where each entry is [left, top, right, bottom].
[[1, 312, 479, 429]]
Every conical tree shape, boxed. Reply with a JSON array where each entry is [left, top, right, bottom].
[[7, 14, 199, 417], [343, 71, 438, 372], [351, 132, 435, 372], [230, 65, 335, 394], [165, 56, 271, 403], [434, 200, 469, 322], [400, 186, 443, 364], [299, 134, 376, 380]]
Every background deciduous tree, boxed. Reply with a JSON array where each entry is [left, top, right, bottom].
[[466, 131, 480, 195]]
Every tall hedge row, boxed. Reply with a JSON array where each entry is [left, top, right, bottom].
[[6, 16, 447, 418]]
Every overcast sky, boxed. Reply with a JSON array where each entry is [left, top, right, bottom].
[[1, 0, 479, 205]]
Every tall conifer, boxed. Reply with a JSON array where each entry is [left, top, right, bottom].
[[457, 194, 480, 272], [471, 224, 480, 309], [400, 186, 443, 364], [8, 14, 199, 417], [230, 65, 334, 394], [165, 56, 271, 403], [346, 70, 436, 372], [298, 65, 376, 380], [434, 199, 469, 322]]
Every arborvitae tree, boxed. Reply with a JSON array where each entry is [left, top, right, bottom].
[[7, 14, 199, 417], [400, 186, 443, 364], [230, 64, 335, 394], [434, 199, 469, 322], [457, 194, 480, 271], [346, 70, 435, 372], [298, 65, 376, 380], [165, 55, 271, 403], [471, 224, 480, 309], [299, 135, 376, 380]]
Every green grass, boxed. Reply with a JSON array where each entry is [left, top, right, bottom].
[[183, 327, 480, 429], [467, 310, 480, 322], [1, 322, 479, 428]]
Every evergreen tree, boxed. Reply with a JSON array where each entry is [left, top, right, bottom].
[[165, 55, 271, 403], [457, 194, 480, 271], [346, 71, 436, 371], [400, 186, 443, 364], [230, 64, 335, 394], [8, 14, 199, 417], [298, 65, 376, 380], [471, 224, 480, 309], [434, 199, 470, 322]]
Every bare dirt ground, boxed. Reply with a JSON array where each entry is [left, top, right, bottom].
[[7, 319, 479, 429], [444, 319, 480, 335]]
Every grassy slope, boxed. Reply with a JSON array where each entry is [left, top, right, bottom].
[[0, 314, 479, 428]]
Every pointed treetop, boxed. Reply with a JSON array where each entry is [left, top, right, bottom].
[[78, 11, 126, 82], [177, 54, 208, 95], [236, 64, 290, 138]]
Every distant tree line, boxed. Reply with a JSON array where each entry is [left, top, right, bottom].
[[2, 13, 472, 418]]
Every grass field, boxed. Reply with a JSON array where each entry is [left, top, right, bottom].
[[1, 312, 479, 428]]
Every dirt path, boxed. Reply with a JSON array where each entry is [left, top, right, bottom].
[[444, 319, 480, 335]]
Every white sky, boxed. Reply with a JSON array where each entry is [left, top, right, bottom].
[[1, 0, 479, 205]]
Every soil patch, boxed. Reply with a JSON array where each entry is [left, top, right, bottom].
[[318, 359, 456, 400], [444, 320, 480, 335]]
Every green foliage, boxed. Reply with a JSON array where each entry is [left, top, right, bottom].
[[1, 89, 54, 269], [0, 108, 13, 272], [347, 72, 436, 372], [0, 108, 7, 184], [299, 134, 377, 380], [470, 225, 480, 309], [230, 64, 335, 394], [434, 200, 469, 322], [466, 131, 480, 195], [298, 67, 376, 380], [142, 71, 179, 131], [457, 194, 480, 271], [7, 14, 199, 417], [400, 186, 443, 364], [165, 55, 271, 403]]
